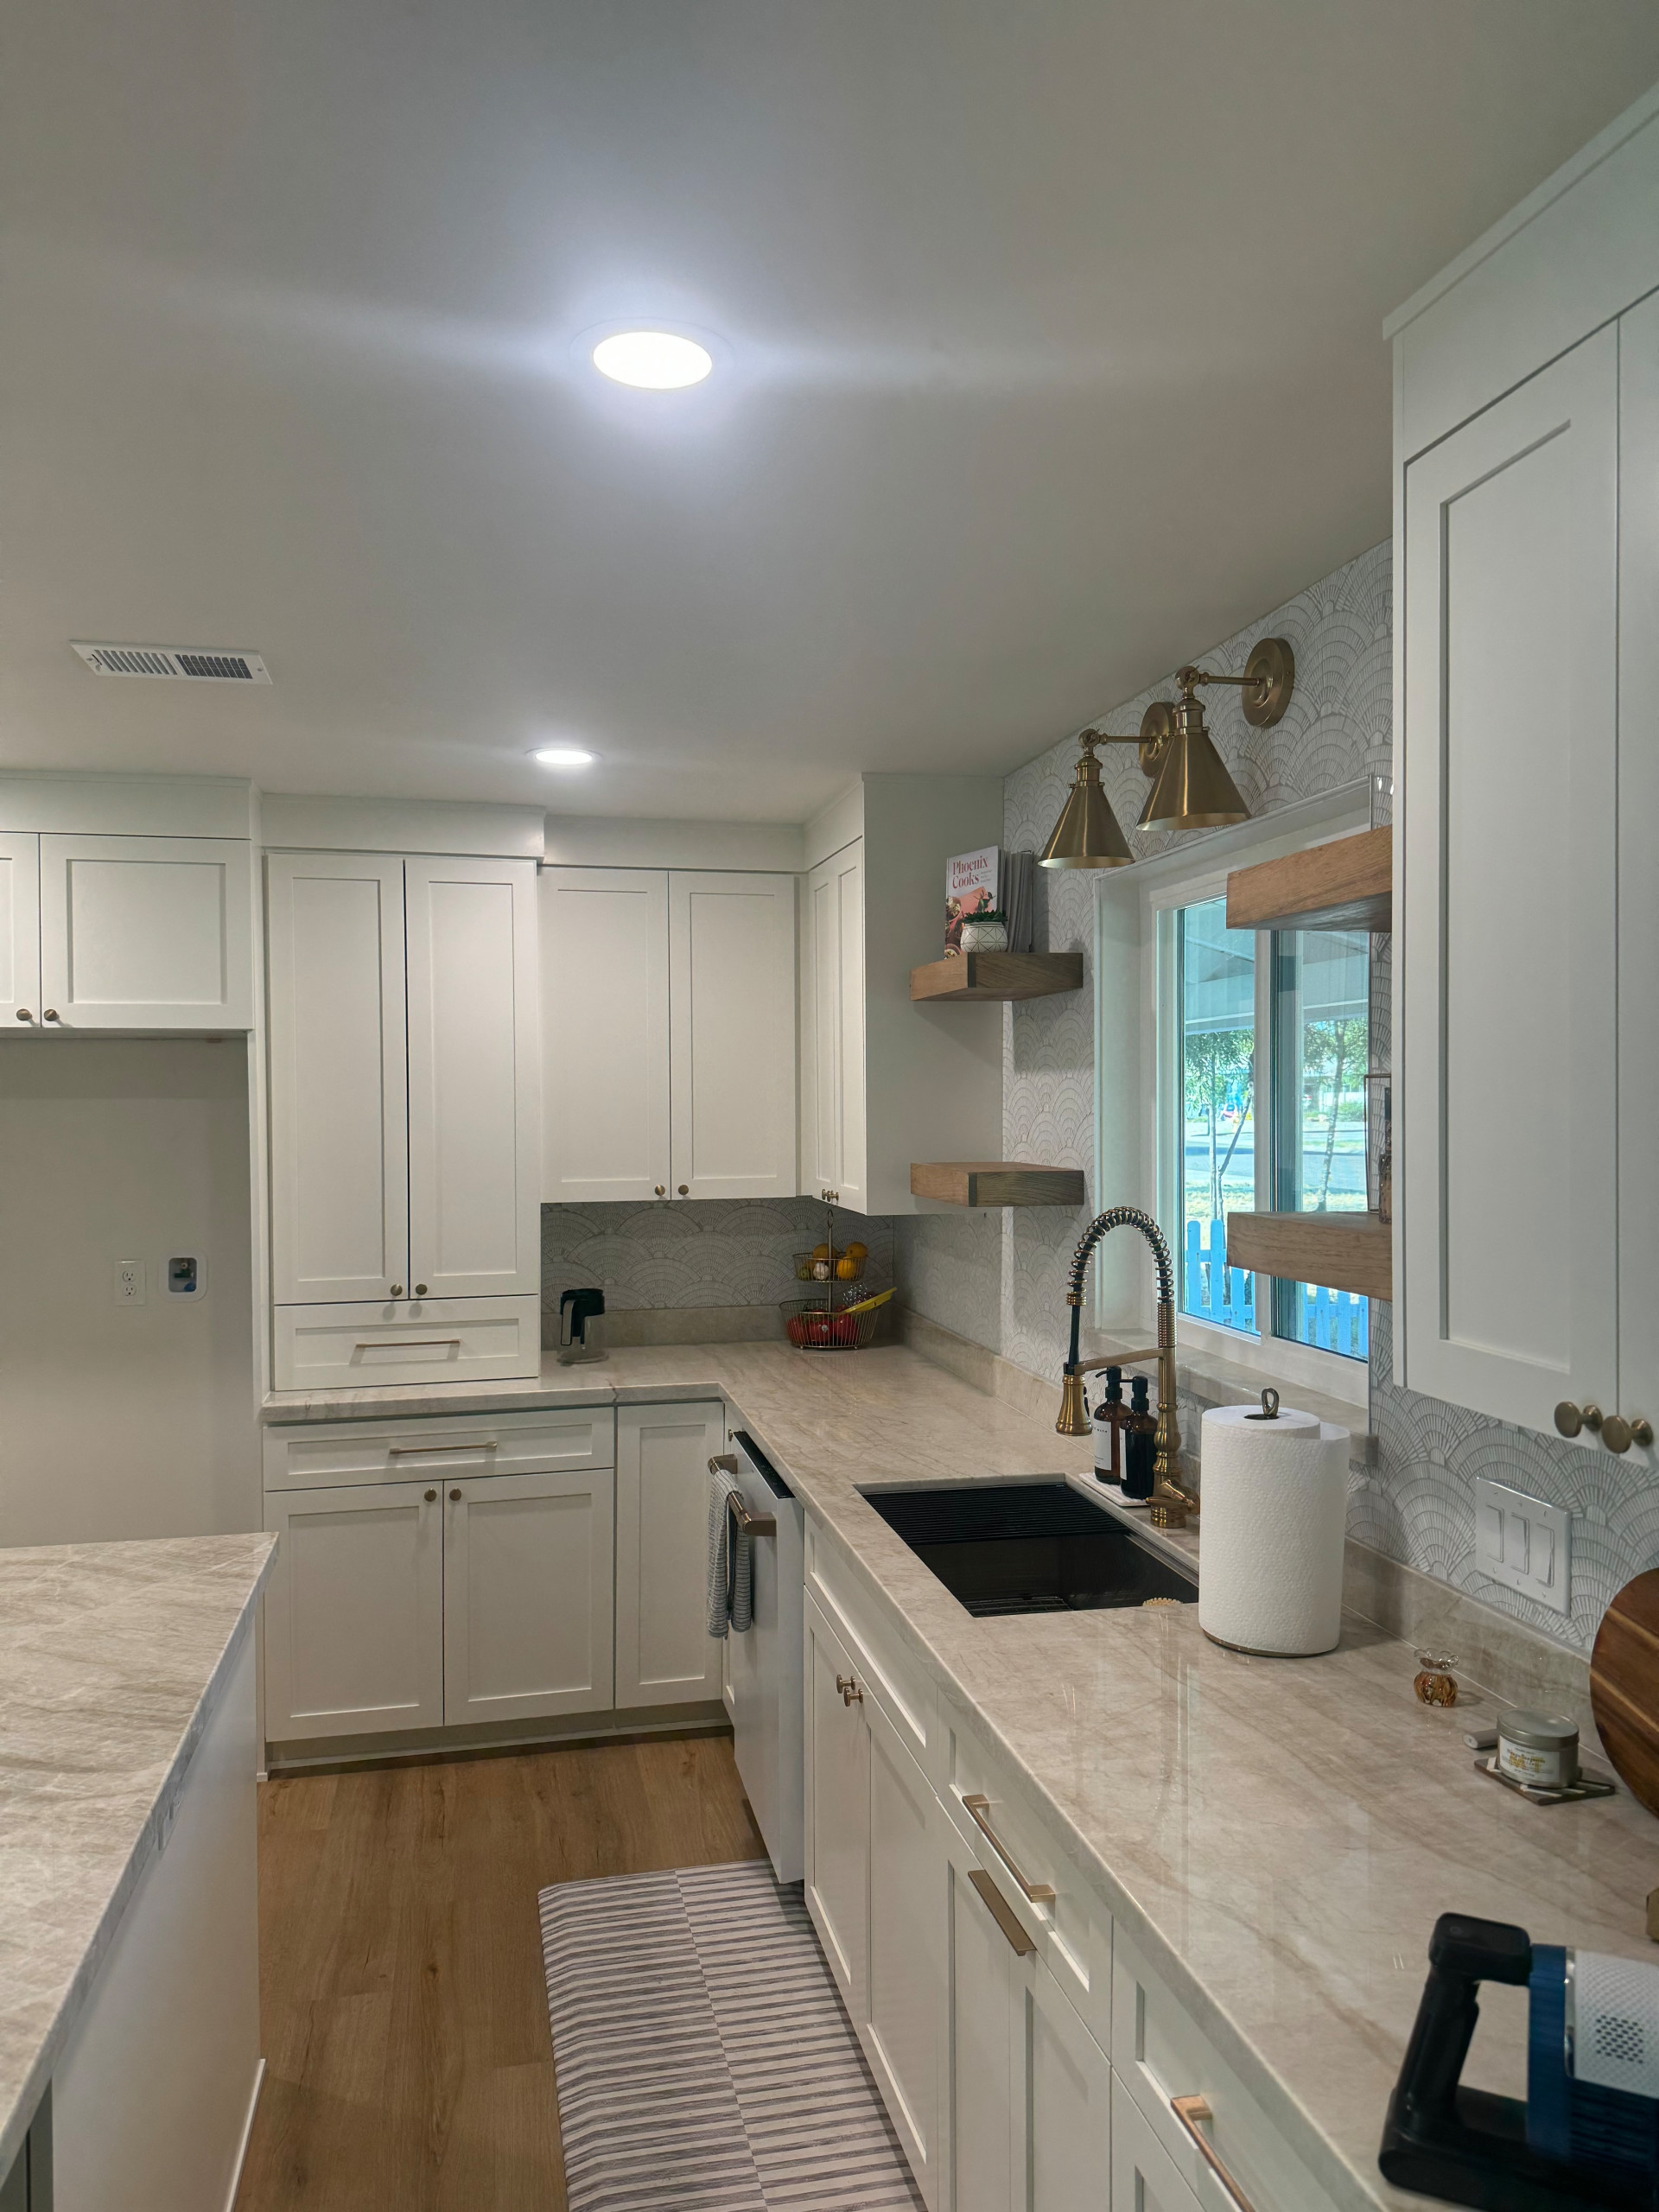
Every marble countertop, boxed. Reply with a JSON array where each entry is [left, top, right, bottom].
[[265, 1343, 1658, 2212], [0, 1531, 276, 2180]]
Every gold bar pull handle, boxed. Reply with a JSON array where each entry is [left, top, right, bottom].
[[1171, 2096, 1258, 2212], [961, 1793, 1056, 1904], [388, 1440, 499, 1457], [968, 1869, 1035, 1956], [726, 1491, 776, 1539]]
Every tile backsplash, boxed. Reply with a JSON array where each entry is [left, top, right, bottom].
[[541, 1198, 893, 1342]]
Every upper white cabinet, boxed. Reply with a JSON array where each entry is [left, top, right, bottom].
[[799, 775, 1006, 1216], [265, 849, 541, 1374], [540, 865, 796, 1205], [404, 856, 541, 1298], [1392, 90, 1659, 1447], [267, 853, 409, 1305], [541, 868, 670, 1203], [0, 796, 254, 1033]]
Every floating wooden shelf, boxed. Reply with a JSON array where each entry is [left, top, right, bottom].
[[1225, 825, 1392, 935], [911, 1161, 1087, 1209], [1224, 1210, 1392, 1301], [909, 950, 1084, 1003]]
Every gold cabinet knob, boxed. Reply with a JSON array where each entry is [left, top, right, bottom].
[[1600, 1414, 1655, 1454], [836, 1673, 862, 1707], [424, 1488, 437, 1503], [390, 1283, 404, 1299], [42, 1009, 60, 1023], [1554, 1402, 1603, 1439], [677, 1184, 689, 1197], [14, 1009, 31, 1023], [654, 1185, 665, 1197], [414, 1283, 428, 1297], [449, 1487, 462, 1502]]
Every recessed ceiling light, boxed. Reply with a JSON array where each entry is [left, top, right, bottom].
[[591, 331, 713, 391], [532, 746, 595, 768]]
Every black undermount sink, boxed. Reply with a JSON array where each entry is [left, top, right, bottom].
[[860, 1481, 1198, 1618]]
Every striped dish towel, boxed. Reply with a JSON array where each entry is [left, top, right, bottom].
[[707, 1462, 753, 1638]]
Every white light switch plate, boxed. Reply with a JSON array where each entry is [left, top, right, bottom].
[[1475, 1476, 1570, 1614]]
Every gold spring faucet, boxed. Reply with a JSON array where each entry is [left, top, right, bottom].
[[1055, 1206, 1199, 1530]]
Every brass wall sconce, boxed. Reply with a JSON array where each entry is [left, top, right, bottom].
[[1039, 637, 1294, 868]]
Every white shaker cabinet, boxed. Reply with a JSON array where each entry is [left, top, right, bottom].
[[614, 1402, 726, 1709], [540, 864, 797, 1205], [668, 871, 797, 1201], [804, 842, 867, 1208], [1393, 91, 1659, 1452], [266, 853, 409, 1305], [443, 1467, 614, 1724], [405, 856, 541, 1298], [0, 834, 41, 1027], [1398, 329, 1619, 1433], [263, 1480, 444, 1739], [38, 834, 252, 1031], [804, 1593, 871, 2017], [541, 866, 671, 1203]]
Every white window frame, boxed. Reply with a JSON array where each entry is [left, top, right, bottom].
[[1092, 787, 1370, 1411]]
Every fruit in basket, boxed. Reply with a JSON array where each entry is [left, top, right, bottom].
[[845, 1239, 868, 1259], [810, 1242, 831, 1262], [812, 1258, 832, 1281], [831, 1313, 859, 1346], [804, 1310, 836, 1347], [835, 1255, 860, 1281], [785, 1315, 809, 1348]]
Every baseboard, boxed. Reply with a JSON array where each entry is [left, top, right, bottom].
[[223, 2056, 265, 2212], [265, 1703, 732, 1777]]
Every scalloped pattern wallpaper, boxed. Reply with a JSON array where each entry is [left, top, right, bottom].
[[893, 538, 1645, 1655]]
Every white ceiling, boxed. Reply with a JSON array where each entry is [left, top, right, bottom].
[[4, 3, 1658, 823]]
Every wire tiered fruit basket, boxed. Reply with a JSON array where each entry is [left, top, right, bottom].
[[782, 1210, 890, 1351]]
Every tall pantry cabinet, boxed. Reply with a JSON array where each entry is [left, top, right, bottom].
[[265, 846, 542, 1389], [1391, 86, 1659, 1454]]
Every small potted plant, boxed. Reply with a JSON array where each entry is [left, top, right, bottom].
[[958, 908, 1008, 953]]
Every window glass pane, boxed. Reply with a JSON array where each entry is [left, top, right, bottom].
[[1270, 925, 1370, 1360], [1177, 898, 1256, 1338]]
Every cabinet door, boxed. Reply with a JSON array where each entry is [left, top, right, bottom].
[[406, 856, 540, 1299], [804, 1595, 870, 2018], [442, 1467, 615, 1725], [1619, 291, 1659, 1438], [668, 871, 798, 1200], [1400, 327, 1618, 1431], [266, 853, 410, 1304], [865, 1691, 943, 2207], [614, 1402, 725, 1709], [0, 833, 41, 1027], [1111, 2078, 1203, 2212], [804, 842, 866, 1208], [944, 1821, 1019, 2212], [540, 866, 671, 1202], [263, 1480, 442, 1741], [1027, 1955, 1111, 2211], [39, 834, 252, 1030]]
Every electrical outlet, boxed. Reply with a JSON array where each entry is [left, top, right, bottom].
[[1475, 1476, 1570, 1615], [114, 1258, 146, 1306]]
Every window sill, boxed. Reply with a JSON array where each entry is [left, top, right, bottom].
[[1086, 1314, 1372, 1456]]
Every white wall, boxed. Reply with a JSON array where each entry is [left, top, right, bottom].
[[0, 1039, 256, 1547]]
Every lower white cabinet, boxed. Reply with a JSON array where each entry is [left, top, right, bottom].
[[264, 1479, 444, 1738], [1113, 2077, 1204, 2212], [443, 1470, 614, 1724], [615, 1402, 726, 1709], [805, 1592, 872, 2015], [943, 1819, 1111, 2212]]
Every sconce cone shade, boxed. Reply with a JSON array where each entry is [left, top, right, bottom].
[[1038, 741, 1135, 868], [1137, 698, 1249, 831]]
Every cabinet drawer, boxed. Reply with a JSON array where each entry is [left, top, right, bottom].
[[1113, 1926, 1338, 2212], [264, 1404, 614, 1490], [804, 1514, 938, 1782], [272, 1294, 541, 1390], [944, 1699, 1112, 2054]]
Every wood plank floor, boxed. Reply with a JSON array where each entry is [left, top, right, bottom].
[[235, 1732, 766, 2210]]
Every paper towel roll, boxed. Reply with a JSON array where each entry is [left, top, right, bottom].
[[1198, 1402, 1350, 1656]]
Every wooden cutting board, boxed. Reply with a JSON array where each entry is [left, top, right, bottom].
[[1591, 1569, 1659, 1818]]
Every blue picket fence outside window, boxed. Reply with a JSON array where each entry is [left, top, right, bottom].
[[1182, 1217, 1368, 1362]]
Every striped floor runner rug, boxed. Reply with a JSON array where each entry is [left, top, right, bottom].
[[539, 1858, 925, 2212]]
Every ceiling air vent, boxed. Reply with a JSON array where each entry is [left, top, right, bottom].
[[71, 642, 271, 683]]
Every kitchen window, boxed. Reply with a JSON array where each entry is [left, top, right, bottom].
[[1143, 850, 1371, 1386]]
